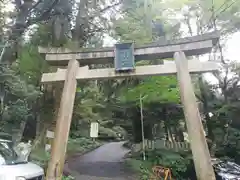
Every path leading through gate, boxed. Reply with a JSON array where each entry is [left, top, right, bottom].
[[65, 142, 136, 180]]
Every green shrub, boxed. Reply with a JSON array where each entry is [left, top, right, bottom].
[[125, 159, 153, 180], [146, 149, 191, 178], [62, 175, 75, 180], [127, 149, 194, 179]]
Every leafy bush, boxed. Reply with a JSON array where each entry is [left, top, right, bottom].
[[127, 149, 194, 179], [147, 150, 191, 178], [125, 158, 152, 180], [214, 127, 240, 164], [62, 175, 75, 180]]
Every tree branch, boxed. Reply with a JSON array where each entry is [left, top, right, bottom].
[[26, 0, 60, 26], [89, 0, 123, 20]]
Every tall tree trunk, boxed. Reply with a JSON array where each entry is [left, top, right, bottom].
[[13, 120, 27, 144]]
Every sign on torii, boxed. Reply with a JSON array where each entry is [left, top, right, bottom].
[[40, 32, 220, 180]]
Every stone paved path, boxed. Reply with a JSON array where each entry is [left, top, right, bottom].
[[66, 142, 136, 180]]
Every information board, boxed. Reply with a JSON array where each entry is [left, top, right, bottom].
[[90, 122, 99, 138], [114, 42, 135, 71]]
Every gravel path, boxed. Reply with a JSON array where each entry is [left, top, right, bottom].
[[66, 142, 136, 180]]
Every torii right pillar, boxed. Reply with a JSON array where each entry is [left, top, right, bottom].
[[174, 51, 216, 180]]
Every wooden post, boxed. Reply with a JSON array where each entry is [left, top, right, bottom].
[[174, 51, 215, 180], [46, 59, 79, 180], [139, 94, 146, 161]]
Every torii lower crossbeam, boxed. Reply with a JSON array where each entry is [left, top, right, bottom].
[[42, 60, 219, 83]]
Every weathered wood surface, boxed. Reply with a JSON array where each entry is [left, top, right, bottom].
[[46, 59, 79, 180], [174, 51, 216, 180], [41, 60, 219, 83], [38, 32, 220, 66], [132, 140, 190, 153], [39, 31, 219, 54]]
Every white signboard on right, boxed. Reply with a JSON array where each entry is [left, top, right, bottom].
[[46, 130, 54, 138], [90, 122, 99, 138]]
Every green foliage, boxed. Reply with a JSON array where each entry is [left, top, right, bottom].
[[0, 63, 41, 132], [67, 137, 102, 156], [213, 127, 240, 163], [73, 83, 105, 122], [113, 0, 181, 43], [127, 149, 193, 179], [113, 14, 153, 45], [62, 175, 75, 180], [108, 0, 183, 143], [18, 44, 48, 84], [196, 64, 240, 161], [168, 0, 240, 36], [121, 76, 180, 104], [4, 99, 30, 122], [125, 158, 152, 180], [146, 150, 190, 178]]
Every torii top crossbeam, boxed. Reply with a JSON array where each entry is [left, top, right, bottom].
[[38, 31, 220, 66]]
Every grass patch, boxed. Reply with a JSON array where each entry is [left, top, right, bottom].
[[62, 175, 75, 180], [67, 137, 102, 157], [125, 158, 153, 180]]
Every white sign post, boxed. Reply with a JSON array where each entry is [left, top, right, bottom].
[[45, 130, 55, 151], [90, 122, 99, 140]]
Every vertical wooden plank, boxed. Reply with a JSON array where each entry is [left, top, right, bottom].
[[174, 51, 215, 180], [46, 59, 79, 180]]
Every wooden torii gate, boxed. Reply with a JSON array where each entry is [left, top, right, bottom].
[[39, 32, 220, 180]]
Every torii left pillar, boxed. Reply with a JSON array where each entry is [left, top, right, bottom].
[[46, 58, 79, 180]]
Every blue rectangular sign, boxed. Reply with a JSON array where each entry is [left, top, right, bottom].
[[114, 43, 135, 72]]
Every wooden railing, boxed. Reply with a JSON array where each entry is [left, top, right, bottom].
[[132, 139, 190, 152]]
